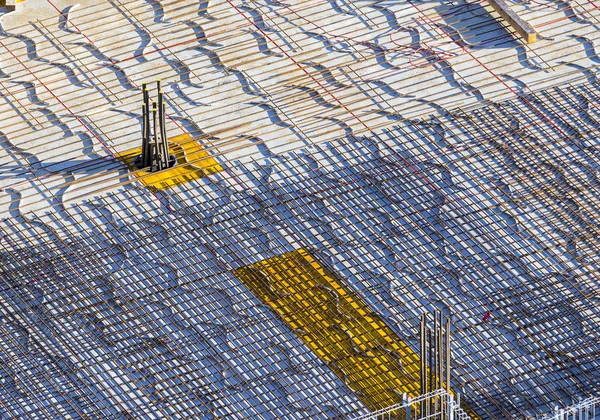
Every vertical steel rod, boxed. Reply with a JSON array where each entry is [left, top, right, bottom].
[[142, 82, 151, 168], [420, 313, 426, 417], [160, 98, 169, 165], [157, 81, 165, 169], [157, 79, 169, 168], [433, 310, 438, 417], [437, 311, 443, 419], [152, 100, 159, 171], [433, 311, 437, 386], [428, 327, 433, 417], [141, 102, 146, 165], [446, 317, 451, 394], [438, 312, 444, 391]]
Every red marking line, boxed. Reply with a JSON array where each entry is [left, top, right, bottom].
[[0, 39, 113, 154], [227, 0, 443, 193], [46, 0, 97, 48], [407, 0, 591, 149]]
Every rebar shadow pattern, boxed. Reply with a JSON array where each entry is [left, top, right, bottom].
[[0, 0, 600, 418], [1, 79, 600, 419]]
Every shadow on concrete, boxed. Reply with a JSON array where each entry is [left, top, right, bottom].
[[435, 2, 520, 49]]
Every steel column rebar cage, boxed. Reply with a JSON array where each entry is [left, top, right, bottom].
[[353, 389, 473, 420], [540, 397, 600, 420]]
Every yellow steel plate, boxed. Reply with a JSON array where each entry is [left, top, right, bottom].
[[117, 133, 222, 190], [235, 249, 423, 411]]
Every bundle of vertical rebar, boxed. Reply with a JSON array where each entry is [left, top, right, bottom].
[[420, 311, 453, 416], [139, 80, 171, 171]]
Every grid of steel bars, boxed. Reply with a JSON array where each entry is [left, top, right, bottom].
[[0, 0, 600, 419], [1, 80, 600, 417]]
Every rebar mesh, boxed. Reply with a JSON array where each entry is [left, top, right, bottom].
[[1, 0, 600, 419]]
